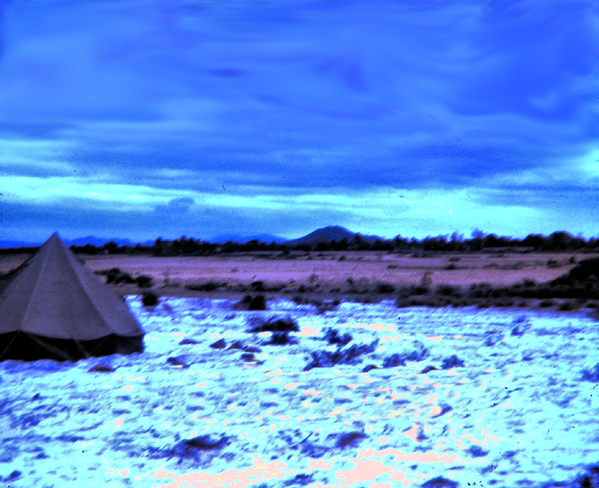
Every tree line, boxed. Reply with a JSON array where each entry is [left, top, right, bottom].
[[57, 231, 599, 256]]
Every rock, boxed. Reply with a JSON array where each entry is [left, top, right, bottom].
[[88, 363, 115, 373], [166, 357, 188, 368], [172, 435, 230, 459], [209, 339, 227, 349], [243, 346, 262, 353], [441, 355, 464, 369], [179, 338, 200, 345], [283, 473, 314, 486], [362, 364, 379, 372], [2, 470, 21, 482], [334, 431, 367, 448], [228, 340, 244, 350], [420, 365, 439, 374], [466, 445, 489, 457], [421, 477, 459, 488], [240, 353, 255, 362]]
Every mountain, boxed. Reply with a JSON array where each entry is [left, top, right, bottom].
[[284, 226, 383, 247], [210, 233, 287, 244], [0, 239, 41, 249], [0, 236, 154, 249]]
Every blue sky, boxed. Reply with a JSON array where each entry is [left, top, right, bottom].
[[1, 0, 598, 243]]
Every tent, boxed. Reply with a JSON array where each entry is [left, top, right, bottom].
[[0, 233, 144, 361]]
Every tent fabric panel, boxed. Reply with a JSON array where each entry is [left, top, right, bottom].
[[0, 233, 143, 340]]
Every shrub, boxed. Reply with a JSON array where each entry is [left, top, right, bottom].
[[268, 331, 296, 345], [435, 284, 462, 297], [304, 340, 379, 370], [539, 298, 556, 308], [376, 282, 395, 294], [236, 294, 266, 311], [105, 268, 121, 284], [441, 355, 464, 369], [322, 328, 352, 346], [382, 354, 406, 368], [250, 281, 265, 291], [142, 290, 159, 306], [135, 275, 154, 288], [248, 316, 299, 333], [186, 281, 222, 292]]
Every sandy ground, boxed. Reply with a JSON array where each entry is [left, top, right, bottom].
[[0, 252, 588, 292], [1, 297, 598, 488]]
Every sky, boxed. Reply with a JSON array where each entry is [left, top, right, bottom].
[[1, 0, 599, 244]]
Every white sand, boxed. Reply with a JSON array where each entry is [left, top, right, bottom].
[[1, 297, 598, 487]]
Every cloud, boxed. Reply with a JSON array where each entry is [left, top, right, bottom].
[[1, 0, 599, 240], [154, 196, 195, 214]]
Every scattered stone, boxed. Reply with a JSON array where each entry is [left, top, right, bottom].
[[420, 365, 439, 374], [88, 363, 115, 373], [382, 354, 406, 368], [362, 364, 379, 372], [171, 435, 230, 459], [166, 357, 188, 368], [421, 477, 459, 488], [283, 473, 314, 486], [240, 353, 255, 362], [300, 442, 328, 458], [430, 404, 453, 418], [466, 445, 489, 457], [582, 363, 599, 382], [179, 338, 200, 345], [334, 431, 367, 448], [485, 331, 505, 346], [2, 470, 21, 482], [209, 339, 227, 349], [243, 346, 262, 353], [441, 355, 464, 369], [228, 340, 244, 350]]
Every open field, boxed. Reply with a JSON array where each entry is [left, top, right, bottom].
[[2, 250, 598, 313]]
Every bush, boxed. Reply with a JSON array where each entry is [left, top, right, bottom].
[[539, 298, 556, 308], [435, 284, 462, 297], [376, 282, 395, 294], [235, 294, 267, 311], [304, 340, 379, 370], [135, 275, 154, 288], [322, 328, 352, 346], [248, 316, 299, 333], [268, 331, 297, 345], [441, 355, 464, 369], [382, 354, 406, 368], [186, 281, 222, 292], [142, 290, 159, 306]]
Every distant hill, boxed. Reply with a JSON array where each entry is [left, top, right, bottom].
[[210, 233, 286, 244], [284, 226, 382, 247], [0, 236, 154, 249], [0, 239, 40, 249]]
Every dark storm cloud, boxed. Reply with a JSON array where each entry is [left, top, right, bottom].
[[1, 0, 599, 240]]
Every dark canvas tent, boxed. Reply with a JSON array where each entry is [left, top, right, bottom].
[[0, 233, 144, 361]]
